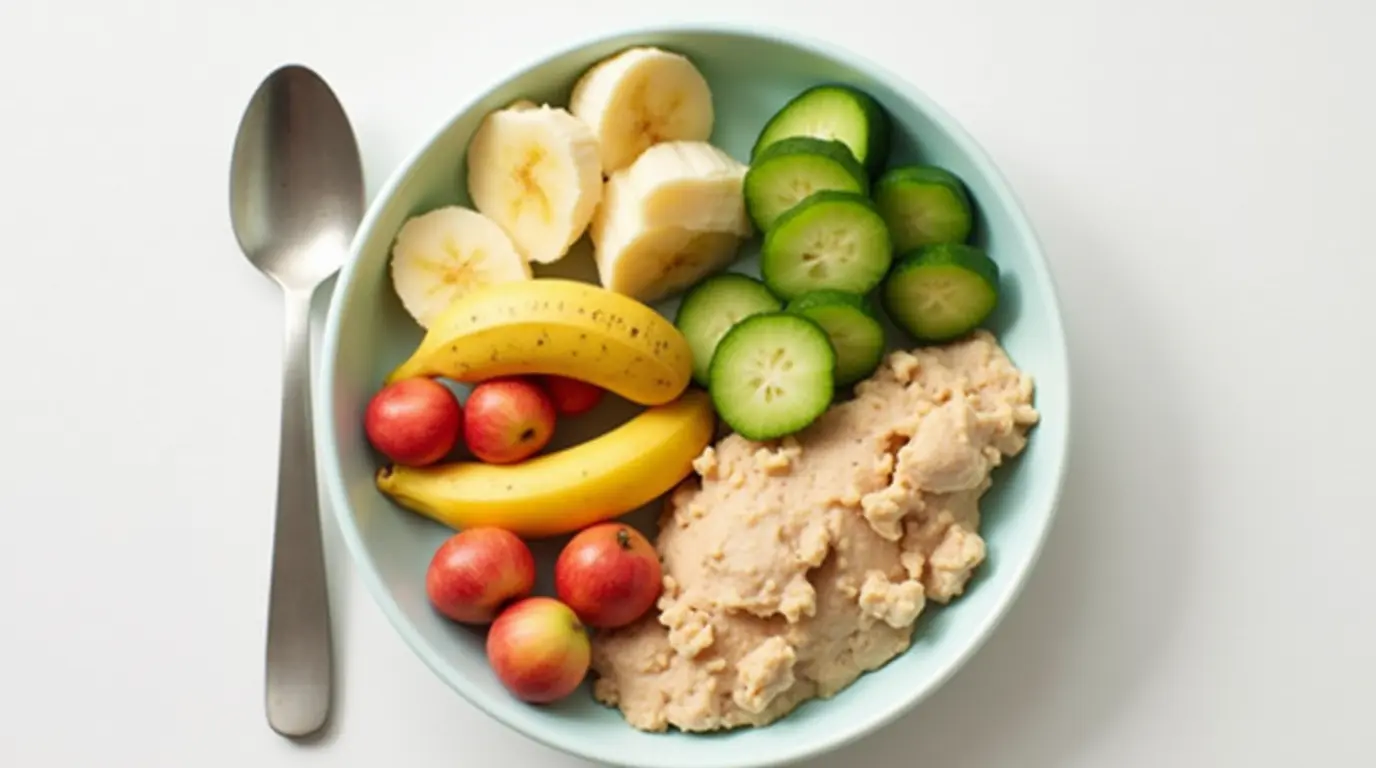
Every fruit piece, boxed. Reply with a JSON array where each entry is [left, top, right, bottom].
[[873, 165, 974, 251], [591, 141, 752, 238], [592, 226, 744, 306], [785, 290, 887, 387], [375, 390, 715, 539], [385, 279, 693, 407], [363, 378, 463, 466], [674, 273, 783, 386], [708, 313, 835, 441], [751, 84, 892, 175], [462, 377, 557, 464], [760, 190, 893, 301], [588, 141, 751, 305], [486, 597, 591, 704], [882, 243, 1001, 342], [466, 103, 602, 265], [554, 523, 662, 629], [388, 206, 533, 329], [539, 375, 604, 416], [425, 527, 535, 624], [743, 137, 868, 232], [569, 46, 714, 175]]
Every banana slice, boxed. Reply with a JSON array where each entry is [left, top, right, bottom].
[[569, 46, 714, 175], [466, 103, 602, 265], [590, 142, 750, 304], [592, 141, 751, 241], [389, 206, 532, 328], [595, 226, 743, 305]]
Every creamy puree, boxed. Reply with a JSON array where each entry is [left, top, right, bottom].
[[589, 330, 1039, 732]]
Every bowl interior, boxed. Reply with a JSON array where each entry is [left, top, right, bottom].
[[320, 26, 1069, 768]]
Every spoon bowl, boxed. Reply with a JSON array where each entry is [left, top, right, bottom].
[[231, 64, 364, 290], [229, 63, 364, 739]]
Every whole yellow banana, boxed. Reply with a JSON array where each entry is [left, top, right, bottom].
[[375, 389, 715, 539], [386, 278, 693, 406]]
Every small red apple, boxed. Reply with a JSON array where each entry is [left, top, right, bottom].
[[486, 597, 591, 704], [462, 377, 556, 464], [554, 522, 662, 629], [364, 378, 463, 466], [539, 375, 604, 416], [425, 527, 535, 624]]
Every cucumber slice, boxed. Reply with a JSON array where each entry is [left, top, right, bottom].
[[675, 273, 784, 386], [751, 84, 892, 175], [785, 290, 887, 386], [760, 190, 893, 301], [708, 313, 836, 441], [882, 244, 1001, 342], [744, 137, 868, 232], [874, 165, 974, 251]]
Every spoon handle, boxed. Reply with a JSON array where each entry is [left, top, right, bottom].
[[264, 289, 333, 738]]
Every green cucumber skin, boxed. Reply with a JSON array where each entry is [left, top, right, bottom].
[[751, 84, 892, 175], [675, 273, 784, 387], [785, 290, 887, 386], [882, 244, 1001, 343], [784, 288, 879, 318], [874, 165, 975, 251], [707, 312, 836, 442], [750, 136, 870, 189], [760, 190, 894, 301], [743, 137, 869, 233]]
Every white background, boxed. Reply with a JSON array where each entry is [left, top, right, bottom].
[[1, 1, 1373, 766]]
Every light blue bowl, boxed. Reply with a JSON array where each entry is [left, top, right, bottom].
[[318, 23, 1070, 768]]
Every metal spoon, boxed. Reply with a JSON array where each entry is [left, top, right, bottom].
[[228, 64, 364, 738]]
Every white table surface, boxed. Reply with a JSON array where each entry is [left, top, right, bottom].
[[3, 1, 1374, 765]]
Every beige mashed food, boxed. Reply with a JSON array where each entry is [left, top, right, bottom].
[[589, 330, 1039, 732]]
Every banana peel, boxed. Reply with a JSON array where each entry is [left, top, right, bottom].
[[376, 389, 716, 538]]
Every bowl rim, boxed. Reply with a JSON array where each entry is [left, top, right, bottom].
[[317, 20, 1072, 768]]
